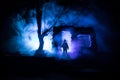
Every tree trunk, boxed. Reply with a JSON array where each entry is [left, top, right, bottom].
[[35, 0, 44, 56]]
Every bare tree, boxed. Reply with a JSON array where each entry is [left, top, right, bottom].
[[35, 0, 43, 55], [35, 0, 68, 56]]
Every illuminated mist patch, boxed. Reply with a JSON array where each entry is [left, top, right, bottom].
[[5, 9, 40, 56], [61, 31, 72, 53], [43, 31, 54, 55], [24, 30, 40, 51]]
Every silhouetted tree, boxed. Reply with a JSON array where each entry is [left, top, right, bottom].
[[35, 0, 68, 56]]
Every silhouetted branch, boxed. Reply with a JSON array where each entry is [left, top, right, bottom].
[[42, 6, 69, 37]]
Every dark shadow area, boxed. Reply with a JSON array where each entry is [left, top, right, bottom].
[[0, 52, 119, 80]]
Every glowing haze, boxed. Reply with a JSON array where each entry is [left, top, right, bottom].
[[4, 1, 111, 59]]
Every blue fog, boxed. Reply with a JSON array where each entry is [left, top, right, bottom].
[[4, 2, 111, 59]]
